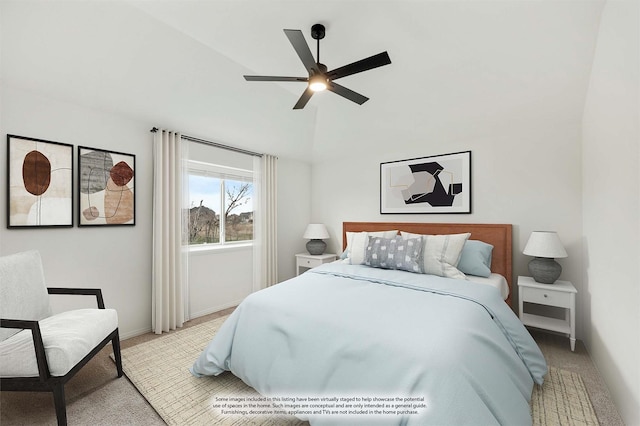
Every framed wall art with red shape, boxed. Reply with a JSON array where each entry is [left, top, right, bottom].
[[7, 134, 74, 228], [78, 146, 135, 226]]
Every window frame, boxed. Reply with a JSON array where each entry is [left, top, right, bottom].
[[187, 160, 254, 250]]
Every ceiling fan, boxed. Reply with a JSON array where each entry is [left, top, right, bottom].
[[243, 23, 391, 110]]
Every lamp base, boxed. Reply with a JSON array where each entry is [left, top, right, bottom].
[[528, 257, 562, 284], [306, 239, 326, 255]]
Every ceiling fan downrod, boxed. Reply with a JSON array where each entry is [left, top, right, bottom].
[[311, 23, 325, 65]]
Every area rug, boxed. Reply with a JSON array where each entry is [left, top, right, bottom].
[[531, 367, 599, 426], [118, 316, 599, 426]]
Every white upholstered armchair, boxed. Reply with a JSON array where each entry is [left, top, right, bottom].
[[0, 250, 123, 426]]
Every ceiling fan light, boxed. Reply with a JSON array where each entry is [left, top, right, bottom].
[[309, 75, 327, 92]]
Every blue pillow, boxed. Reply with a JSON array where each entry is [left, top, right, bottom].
[[457, 240, 493, 277]]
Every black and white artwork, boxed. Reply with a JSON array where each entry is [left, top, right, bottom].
[[380, 151, 471, 214]]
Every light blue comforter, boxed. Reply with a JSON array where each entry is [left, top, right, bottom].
[[191, 263, 547, 425]]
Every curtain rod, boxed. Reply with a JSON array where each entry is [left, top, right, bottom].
[[150, 127, 263, 157]]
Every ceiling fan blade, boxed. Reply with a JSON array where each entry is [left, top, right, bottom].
[[244, 75, 308, 82], [326, 52, 391, 81], [284, 29, 319, 74], [327, 82, 369, 105], [293, 87, 314, 110]]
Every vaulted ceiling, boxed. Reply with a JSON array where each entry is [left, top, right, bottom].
[[1, 1, 605, 162]]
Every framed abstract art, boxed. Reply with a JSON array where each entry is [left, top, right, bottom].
[[380, 151, 472, 214], [78, 146, 135, 226], [7, 135, 73, 228]]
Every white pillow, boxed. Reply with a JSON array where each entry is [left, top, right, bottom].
[[401, 232, 471, 279], [344, 230, 398, 264]]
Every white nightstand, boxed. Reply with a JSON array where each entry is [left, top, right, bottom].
[[518, 276, 577, 351], [295, 253, 337, 276]]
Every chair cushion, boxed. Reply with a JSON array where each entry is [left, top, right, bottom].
[[0, 250, 52, 342], [0, 308, 118, 377]]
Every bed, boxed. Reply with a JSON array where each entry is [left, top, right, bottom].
[[341, 222, 514, 306], [191, 222, 547, 425]]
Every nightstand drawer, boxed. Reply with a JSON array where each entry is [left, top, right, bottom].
[[299, 257, 323, 268], [295, 254, 337, 276], [521, 286, 572, 308]]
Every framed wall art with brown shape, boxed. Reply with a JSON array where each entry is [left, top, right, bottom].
[[78, 146, 135, 226], [7, 135, 74, 228]]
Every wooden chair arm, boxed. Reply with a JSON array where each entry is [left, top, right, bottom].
[[0, 318, 51, 381], [47, 288, 105, 309]]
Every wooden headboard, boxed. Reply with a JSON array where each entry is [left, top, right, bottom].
[[342, 222, 513, 307]]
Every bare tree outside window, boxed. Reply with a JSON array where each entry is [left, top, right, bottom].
[[187, 174, 253, 245], [189, 200, 220, 244], [225, 182, 253, 242]]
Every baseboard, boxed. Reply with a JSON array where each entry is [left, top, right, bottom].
[[120, 326, 154, 341], [189, 299, 244, 320], [118, 300, 243, 341]]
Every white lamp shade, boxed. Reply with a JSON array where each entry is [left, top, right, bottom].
[[523, 231, 568, 258], [303, 224, 330, 240]]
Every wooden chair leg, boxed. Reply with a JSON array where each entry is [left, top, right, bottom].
[[112, 330, 123, 377], [52, 383, 67, 426]]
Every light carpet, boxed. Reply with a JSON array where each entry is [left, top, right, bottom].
[[118, 315, 598, 426]]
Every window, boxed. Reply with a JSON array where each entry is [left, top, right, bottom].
[[187, 161, 253, 246]]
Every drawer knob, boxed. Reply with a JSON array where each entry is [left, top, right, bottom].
[[544, 294, 548, 298]]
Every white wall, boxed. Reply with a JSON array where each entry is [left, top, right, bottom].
[[189, 246, 253, 318], [307, 1, 601, 340], [185, 141, 254, 319], [277, 158, 312, 281], [0, 1, 317, 338], [0, 86, 313, 338], [0, 87, 155, 339], [0, 1, 317, 162], [185, 149, 312, 319], [582, 1, 640, 424], [312, 123, 584, 321]]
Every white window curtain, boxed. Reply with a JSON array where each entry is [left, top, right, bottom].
[[253, 154, 278, 291], [152, 130, 190, 334]]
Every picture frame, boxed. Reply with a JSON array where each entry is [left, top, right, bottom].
[[7, 134, 74, 228], [380, 151, 471, 214], [78, 146, 135, 226]]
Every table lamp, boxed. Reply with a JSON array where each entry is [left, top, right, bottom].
[[523, 231, 568, 284], [303, 224, 330, 255]]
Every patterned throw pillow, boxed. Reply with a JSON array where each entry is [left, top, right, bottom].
[[401, 231, 470, 279], [343, 230, 399, 264], [365, 236, 423, 273]]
